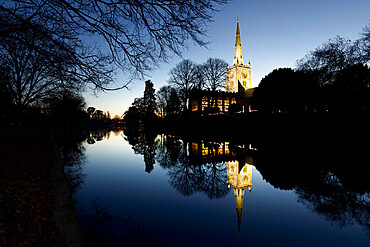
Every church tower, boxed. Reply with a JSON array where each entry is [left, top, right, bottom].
[[226, 18, 252, 92]]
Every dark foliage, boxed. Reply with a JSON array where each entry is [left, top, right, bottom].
[[253, 68, 318, 113]]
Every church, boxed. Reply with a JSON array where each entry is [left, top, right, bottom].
[[189, 18, 254, 114]]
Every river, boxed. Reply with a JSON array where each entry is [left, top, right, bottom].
[[61, 129, 369, 247]]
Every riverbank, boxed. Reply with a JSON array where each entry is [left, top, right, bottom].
[[145, 112, 370, 142], [0, 127, 85, 247]]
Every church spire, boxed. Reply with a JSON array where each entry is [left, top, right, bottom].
[[233, 17, 244, 66]]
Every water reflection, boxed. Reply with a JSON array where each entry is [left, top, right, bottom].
[[124, 131, 157, 173], [254, 132, 370, 238], [296, 172, 369, 236], [123, 131, 260, 235], [87, 128, 112, 145], [53, 130, 89, 192], [63, 128, 369, 245], [122, 130, 369, 238], [227, 161, 253, 236]]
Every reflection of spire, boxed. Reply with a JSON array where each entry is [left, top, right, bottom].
[[227, 161, 253, 236], [234, 187, 245, 236]]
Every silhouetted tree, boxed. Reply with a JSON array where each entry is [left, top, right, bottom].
[[0, 73, 13, 123], [125, 80, 157, 127], [167, 89, 182, 117], [0, 0, 232, 90], [94, 110, 104, 121], [253, 68, 319, 113], [142, 80, 156, 122], [46, 90, 87, 126], [168, 59, 198, 110], [361, 22, 370, 62], [329, 63, 370, 112], [0, 29, 81, 115], [156, 86, 172, 117], [201, 58, 227, 92], [193, 65, 206, 90], [86, 107, 96, 119], [295, 29, 370, 113], [123, 106, 142, 130], [156, 86, 182, 118], [296, 36, 368, 86]]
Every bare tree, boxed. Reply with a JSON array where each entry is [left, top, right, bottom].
[[156, 86, 172, 117], [0, 0, 232, 90], [156, 85, 182, 117], [361, 23, 370, 62], [296, 36, 367, 86], [193, 65, 206, 90], [201, 57, 227, 91], [168, 59, 198, 110], [0, 29, 84, 111]]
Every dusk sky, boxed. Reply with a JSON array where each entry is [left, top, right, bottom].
[[83, 0, 370, 117]]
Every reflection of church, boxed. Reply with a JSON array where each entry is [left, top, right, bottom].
[[227, 160, 253, 236], [189, 140, 255, 235], [190, 18, 254, 113]]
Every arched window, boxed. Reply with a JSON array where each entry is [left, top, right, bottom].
[[202, 96, 208, 111], [217, 97, 223, 111], [191, 100, 198, 111], [224, 97, 229, 111], [210, 97, 216, 108], [231, 98, 236, 104]]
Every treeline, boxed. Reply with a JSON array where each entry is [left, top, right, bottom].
[[0, 84, 115, 129], [254, 27, 370, 114], [123, 58, 228, 128]]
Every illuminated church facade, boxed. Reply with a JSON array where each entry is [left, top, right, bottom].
[[190, 18, 254, 113], [226, 18, 252, 93]]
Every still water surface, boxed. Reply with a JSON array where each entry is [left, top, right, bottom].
[[69, 130, 369, 247]]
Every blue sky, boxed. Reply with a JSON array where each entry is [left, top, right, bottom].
[[83, 0, 370, 117]]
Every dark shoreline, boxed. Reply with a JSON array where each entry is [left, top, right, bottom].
[[0, 127, 86, 247]]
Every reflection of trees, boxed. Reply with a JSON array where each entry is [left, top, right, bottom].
[[155, 135, 228, 198], [88, 129, 111, 144], [254, 133, 370, 237], [167, 160, 227, 199], [199, 162, 228, 199], [125, 133, 229, 199], [168, 160, 198, 196], [54, 131, 89, 193], [155, 134, 184, 169], [125, 132, 157, 173], [86, 128, 120, 145], [295, 170, 370, 236]]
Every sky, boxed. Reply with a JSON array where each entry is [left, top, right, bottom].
[[83, 0, 370, 117]]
